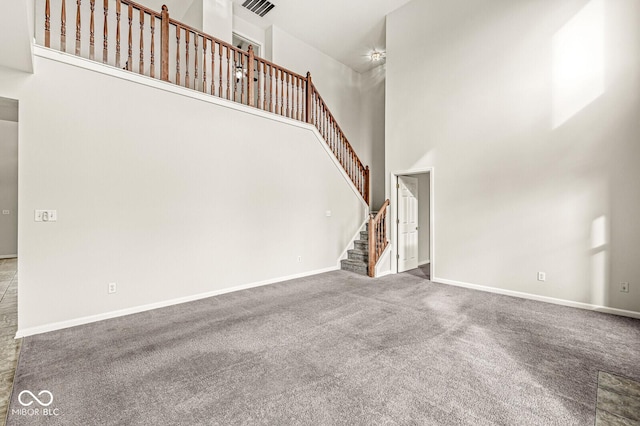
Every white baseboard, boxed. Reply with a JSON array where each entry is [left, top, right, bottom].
[[376, 270, 393, 278], [0, 255, 17, 259], [418, 260, 430, 266], [15, 265, 339, 338], [433, 276, 640, 320]]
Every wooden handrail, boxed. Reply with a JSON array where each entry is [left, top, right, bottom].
[[309, 82, 360, 168], [119, 0, 161, 17], [39, 0, 370, 205], [255, 57, 306, 82], [368, 199, 390, 277], [307, 79, 368, 203]]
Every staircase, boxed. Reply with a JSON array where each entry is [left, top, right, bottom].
[[341, 224, 370, 276], [341, 209, 380, 276], [341, 201, 390, 277], [37, 0, 389, 276]]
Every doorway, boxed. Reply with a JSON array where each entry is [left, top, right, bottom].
[[393, 169, 433, 278], [397, 175, 419, 272], [0, 97, 19, 412], [0, 97, 18, 259]]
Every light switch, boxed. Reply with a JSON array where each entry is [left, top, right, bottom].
[[326, 210, 332, 217], [35, 210, 58, 222]]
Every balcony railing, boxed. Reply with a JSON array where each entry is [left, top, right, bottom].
[[40, 0, 370, 205]]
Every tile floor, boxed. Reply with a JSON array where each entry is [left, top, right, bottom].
[[597, 371, 640, 425], [0, 258, 20, 426]]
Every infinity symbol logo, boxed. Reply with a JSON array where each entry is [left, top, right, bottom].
[[18, 390, 54, 407]]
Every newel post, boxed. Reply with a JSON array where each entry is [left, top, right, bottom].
[[247, 45, 255, 107], [306, 71, 313, 124], [160, 5, 170, 81], [364, 166, 370, 205]]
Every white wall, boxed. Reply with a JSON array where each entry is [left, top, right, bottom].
[[386, 0, 640, 312], [360, 65, 386, 208], [269, 26, 386, 208], [0, 0, 33, 73], [134, 0, 233, 44], [269, 26, 364, 170], [0, 51, 365, 333], [264, 27, 273, 62], [202, 0, 232, 43], [232, 14, 266, 54], [0, 119, 18, 257], [142, 0, 203, 30]]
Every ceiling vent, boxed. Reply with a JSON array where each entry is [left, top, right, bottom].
[[242, 0, 276, 17]]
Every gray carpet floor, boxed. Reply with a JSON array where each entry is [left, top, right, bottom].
[[6, 268, 640, 425]]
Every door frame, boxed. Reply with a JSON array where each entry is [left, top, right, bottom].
[[390, 167, 434, 276], [231, 31, 264, 58]]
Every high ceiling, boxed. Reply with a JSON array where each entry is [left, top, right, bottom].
[[232, 0, 414, 73]]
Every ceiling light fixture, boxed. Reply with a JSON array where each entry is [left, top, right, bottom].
[[235, 66, 245, 80], [370, 51, 385, 62]]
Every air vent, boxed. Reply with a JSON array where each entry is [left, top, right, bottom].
[[242, 0, 276, 17]]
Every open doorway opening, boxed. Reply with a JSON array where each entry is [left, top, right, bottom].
[[393, 169, 433, 279], [232, 32, 262, 58], [0, 96, 18, 259], [0, 96, 19, 412]]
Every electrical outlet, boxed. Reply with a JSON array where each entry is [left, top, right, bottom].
[[620, 282, 629, 293], [108, 283, 117, 294], [537, 272, 546, 282], [2, 210, 9, 215]]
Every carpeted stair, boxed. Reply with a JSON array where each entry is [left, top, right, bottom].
[[341, 215, 376, 276]]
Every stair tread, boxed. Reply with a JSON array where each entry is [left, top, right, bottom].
[[348, 249, 368, 254], [341, 259, 367, 266]]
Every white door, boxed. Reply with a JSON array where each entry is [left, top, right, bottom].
[[397, 176, 419, 272]]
